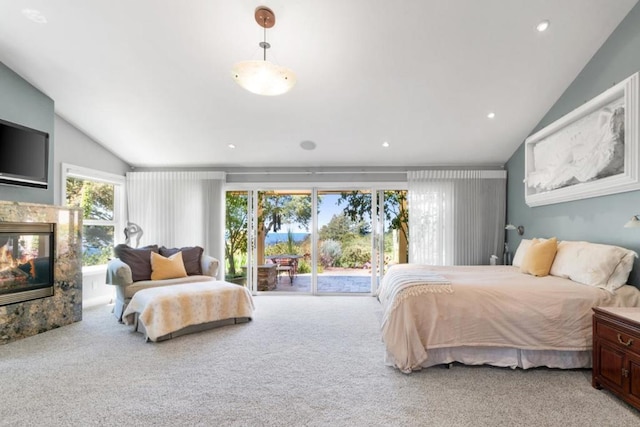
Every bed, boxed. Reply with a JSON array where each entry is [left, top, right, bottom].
[[378, 239, 640, 373]]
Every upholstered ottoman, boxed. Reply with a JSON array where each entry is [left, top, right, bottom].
[[122, 280, 254, 342]]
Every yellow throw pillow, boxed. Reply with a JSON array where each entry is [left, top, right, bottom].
[[150, 251, 187, 280], [520, 237, 558, 277]]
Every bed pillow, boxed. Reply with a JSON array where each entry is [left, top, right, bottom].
[[512, 239, 533, 268], [520, 237, 558, 277], [114, 244, 159, 282], [150, 251, 188, 280], [549, 241, 588, 279], [607, 251, 638, 290], [159, 246, 204, 276], [551, 240, 637, 289]]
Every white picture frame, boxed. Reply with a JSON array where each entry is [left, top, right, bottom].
[[524, 72, 639, 207]]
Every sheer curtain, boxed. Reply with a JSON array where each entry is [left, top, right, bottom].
[[408, 170, 506, 265], [126, 171, 226, 275]]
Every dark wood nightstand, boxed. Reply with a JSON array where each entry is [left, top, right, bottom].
[[592, 306, 640, 410]]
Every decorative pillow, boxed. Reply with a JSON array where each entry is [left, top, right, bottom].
[[512, 239, 533, 268], [550, 240, 637, 289], [114, 244, 159, 282], [150, 251, 188, 280], [159, 246, 204, 276], [520, 237, 558, 277]]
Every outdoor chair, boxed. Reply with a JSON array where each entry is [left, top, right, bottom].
[[275, 257, 297, 284]]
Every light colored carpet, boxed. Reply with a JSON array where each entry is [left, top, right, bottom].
[[1, 296, 639, 426]]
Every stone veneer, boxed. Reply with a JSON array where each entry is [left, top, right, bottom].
[[0, 200, 82, 344]]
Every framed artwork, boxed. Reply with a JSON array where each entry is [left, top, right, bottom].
[[524, 72, 639, 207]]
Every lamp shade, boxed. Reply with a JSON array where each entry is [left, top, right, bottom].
[[624, 215, 640, 228], [505, 223, 524, 235], [232, 60, 296, 96]]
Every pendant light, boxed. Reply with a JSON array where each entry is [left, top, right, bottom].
[[231, 6, 296, 96]]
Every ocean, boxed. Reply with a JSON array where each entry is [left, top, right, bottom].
[[265, 232, 310, 245]]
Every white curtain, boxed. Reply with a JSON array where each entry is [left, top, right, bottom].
[[408, 170, 506, 265], [126, 171, 226, 274]]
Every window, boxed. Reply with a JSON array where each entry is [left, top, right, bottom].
[[62, 164, 125, 268]]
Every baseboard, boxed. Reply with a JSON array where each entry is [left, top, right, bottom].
[[82, 295, 113, 309]]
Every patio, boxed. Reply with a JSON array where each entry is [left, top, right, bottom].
[[269, 267, 374, 293]]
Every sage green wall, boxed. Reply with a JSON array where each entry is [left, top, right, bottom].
[[0, 61, 54, 204], [506, 3, 640, 285]]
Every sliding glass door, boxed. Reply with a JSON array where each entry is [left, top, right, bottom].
[[225, 186, 407, 295], [316, 190, 372, 294], [255, 190, 312, 293]]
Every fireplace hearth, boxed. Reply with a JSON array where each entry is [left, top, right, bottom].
[[0, 222, 54, 306]]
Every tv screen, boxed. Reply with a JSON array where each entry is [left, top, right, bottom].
[[0, 119, 49, 189]]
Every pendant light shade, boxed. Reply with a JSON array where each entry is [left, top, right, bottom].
[[232, 6, 296, 96], [232, 60, 296, 96]]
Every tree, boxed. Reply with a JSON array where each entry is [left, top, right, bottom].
[[66, 177, 115, 265], [259, 192, 312, 233], [225, 192, 248, 276], [337, 190, 409, 251], [66, 178, 114, 221], [258, 192, 312, 250], [319, 214, 353, 242]]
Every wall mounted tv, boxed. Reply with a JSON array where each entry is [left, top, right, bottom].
[[0, 118, 49, 189]]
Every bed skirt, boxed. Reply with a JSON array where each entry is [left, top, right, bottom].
[[385, 346, 592, 371]]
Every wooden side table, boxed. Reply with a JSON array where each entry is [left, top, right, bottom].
[[592, 306, 640, 410]]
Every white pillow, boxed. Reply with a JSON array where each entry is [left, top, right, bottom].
[[549, 240, 637, 289], [606, 251, 637, 291], [549, 241, 588, 279], [512, 239, 533, 268]]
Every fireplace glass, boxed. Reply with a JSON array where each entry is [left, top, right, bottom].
[[0, 223, 54, 305]]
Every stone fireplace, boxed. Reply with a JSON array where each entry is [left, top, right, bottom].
[[0, 222, 55, 306], [0, 201, 82, 344]]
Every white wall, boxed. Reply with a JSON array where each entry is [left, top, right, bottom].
[[54, 114, 131, 307]]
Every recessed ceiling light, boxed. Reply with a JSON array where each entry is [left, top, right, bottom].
[[536, 20, 550, 32], [382, 141, 390, 148], [22, 9, 47, 24], [487, 112, 496, 119], [228, 144, 236, 149], [300, 140, 316, 151]]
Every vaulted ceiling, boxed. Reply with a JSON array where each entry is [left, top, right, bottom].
[[0, 0, 637, 168]]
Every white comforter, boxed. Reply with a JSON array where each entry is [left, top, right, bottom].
[[379, 264, 640, 373], [123, 280, 254, 342]]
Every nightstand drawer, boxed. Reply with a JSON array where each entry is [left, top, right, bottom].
[[595, 321, 640, 353]]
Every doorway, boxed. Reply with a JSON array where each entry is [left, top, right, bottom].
[[224, 187, 408, 295]]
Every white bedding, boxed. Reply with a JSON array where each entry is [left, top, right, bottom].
[[378, 264, 640, 373]]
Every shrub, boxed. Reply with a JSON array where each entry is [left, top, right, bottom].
[[265, 242, 291, 256], [339, 244, 370, 268], [297, 259, 311, 274], [320, 239, 342, 267]]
